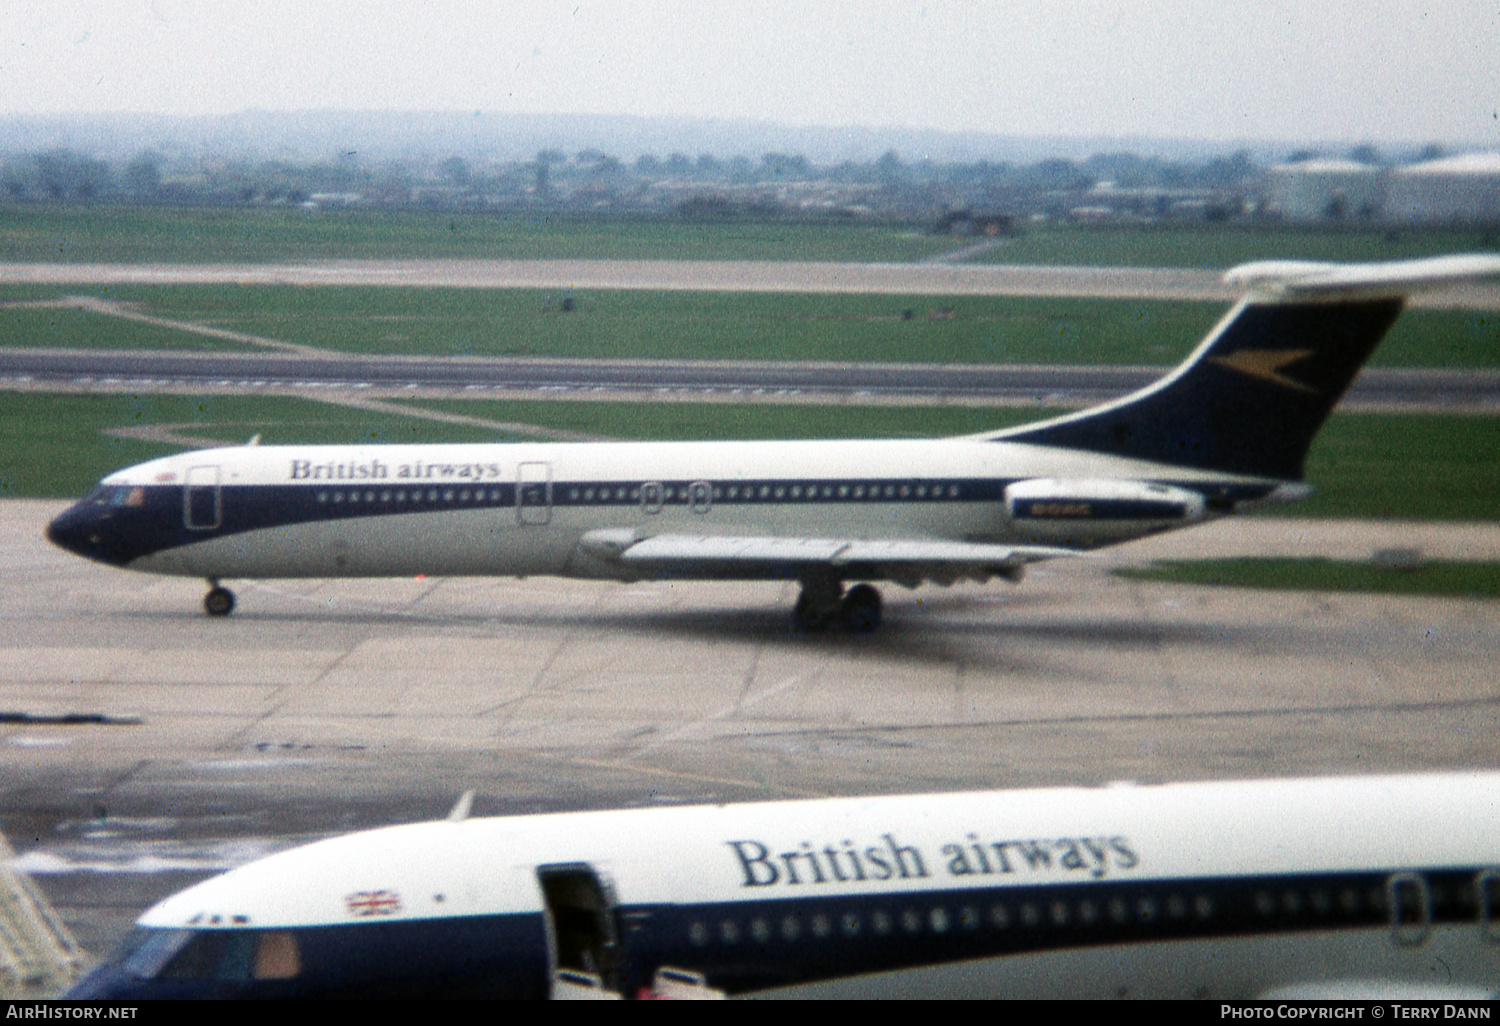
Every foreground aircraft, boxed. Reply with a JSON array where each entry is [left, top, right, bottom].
[[45, 254, 1500, 629], [67, 773, 1500, 999]]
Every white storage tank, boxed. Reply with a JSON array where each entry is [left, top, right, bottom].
[[1266, 158, 1384, 222], [1386, 153, 1500, 224]]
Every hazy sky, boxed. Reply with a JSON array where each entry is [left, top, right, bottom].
[[6, 1, 1498, 144]]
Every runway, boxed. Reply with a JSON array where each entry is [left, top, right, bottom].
[[6, 347, 1499, 412], [4, 258, 1497, 413], [5, 258, 1500, 308], [4, 500, 1498, 956]]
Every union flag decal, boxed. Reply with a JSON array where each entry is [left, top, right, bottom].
[[345, 890, 402, 917]]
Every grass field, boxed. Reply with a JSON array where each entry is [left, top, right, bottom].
[[2, 204, 1495, 268], [5, 283, 1497, 367], [0, 206, 952, 264], [1117, 558, 1500, 600], [4, 392, 1497, 522]]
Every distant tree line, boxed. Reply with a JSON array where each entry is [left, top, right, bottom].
[[0, 142, 1459, 226]]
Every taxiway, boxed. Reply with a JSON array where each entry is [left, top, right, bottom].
[[3, 501, 1497, 955]]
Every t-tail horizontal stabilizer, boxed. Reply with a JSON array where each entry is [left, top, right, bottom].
[[988, 254, 1500, 481]]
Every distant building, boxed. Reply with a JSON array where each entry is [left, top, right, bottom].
[[303, 192, 365, 210], [1385, 153, 1500, 223], [1266, 159, 1384, 222], [932, 210, 1014, 236]]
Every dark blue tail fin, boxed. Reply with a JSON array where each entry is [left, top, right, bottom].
[[988, 255, 1500, 480]]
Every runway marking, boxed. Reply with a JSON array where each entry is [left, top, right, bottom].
[[105, 421, 264, 449], [746, 693, 1500, 740], [304, 394, 613, 441], [552, 755, 828, 798], [17, 295, 326, 356], [625, 667, 824, 756]]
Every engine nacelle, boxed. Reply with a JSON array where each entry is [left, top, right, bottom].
[[1005, 478, 1207, 546]]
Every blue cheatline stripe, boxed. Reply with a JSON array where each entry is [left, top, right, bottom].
[[69, 862, 1494, 998], [63, 475, 1278, 565]]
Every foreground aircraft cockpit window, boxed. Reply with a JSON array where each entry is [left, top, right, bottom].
[[113, 926, 303, 982]]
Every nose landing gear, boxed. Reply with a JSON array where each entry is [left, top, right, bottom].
[[204, 580, 236, 617]]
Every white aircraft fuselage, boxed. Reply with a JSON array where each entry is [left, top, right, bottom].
[[44, 254, 1500, 628], [65, 773, 1500, 999], [71, 436, 1240, 582]]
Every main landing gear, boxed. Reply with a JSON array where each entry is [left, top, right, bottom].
[[792, 576, 883, 634], [204, 579, 235, 617]]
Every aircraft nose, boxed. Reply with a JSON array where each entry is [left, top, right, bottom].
[[46, 502, 110, 562]]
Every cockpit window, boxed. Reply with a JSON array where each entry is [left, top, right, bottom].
[[109, 487, 146, 508], [254, 931, 301, 980], [114, 927, 302, 982], [116, 928, 193, 979]]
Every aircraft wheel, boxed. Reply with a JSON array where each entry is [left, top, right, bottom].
[[204, 586, 236, 617], [840, 584, 882, 633]]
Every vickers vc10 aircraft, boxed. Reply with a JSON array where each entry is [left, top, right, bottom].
[[66, 773, 1500, 999], [45, 254, 1500, 630]]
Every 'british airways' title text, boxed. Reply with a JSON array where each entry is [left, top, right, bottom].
[[726, 832, 1139, 888], [289, 459, 503, 482]]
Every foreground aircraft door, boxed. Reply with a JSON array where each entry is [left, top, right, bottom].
[[537, 864, 624, 998], [183, 465, 221, 530], [517, 461, 552, 526]]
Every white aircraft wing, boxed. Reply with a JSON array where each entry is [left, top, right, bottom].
[[1224, 253, 1500, 299], [578, 529, 1079, 587]]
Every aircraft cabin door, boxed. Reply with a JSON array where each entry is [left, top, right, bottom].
[[537, 863, 624, 998], [517, 461, 552, 526], [184, 464, 222, 530]]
